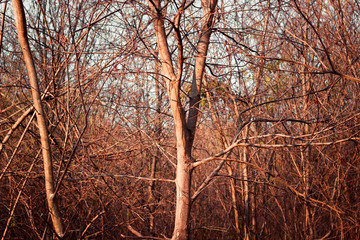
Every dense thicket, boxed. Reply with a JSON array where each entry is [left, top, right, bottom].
[[1, 0, 360, 239]]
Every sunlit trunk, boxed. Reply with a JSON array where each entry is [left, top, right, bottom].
[[147, 1, 217, 238], [11, 0, 64, 237]]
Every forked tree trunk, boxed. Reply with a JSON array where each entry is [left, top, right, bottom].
[[147, 0, 217, 239], [11, 0, 64, 237]]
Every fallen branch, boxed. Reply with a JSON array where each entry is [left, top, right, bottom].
[[125, 224, 169, 239], [80, 211, 105, 238]]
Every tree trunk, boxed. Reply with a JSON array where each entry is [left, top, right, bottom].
[[11, 0, 64, 237], [148, 58, 161, 233], [147, 0, 217, 239], [173, 156, 192, 240]]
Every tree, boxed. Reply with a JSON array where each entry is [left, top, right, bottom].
[[146, 0, 218, 238], [10, 0, 64, 237], [1, 0, 360, 239]]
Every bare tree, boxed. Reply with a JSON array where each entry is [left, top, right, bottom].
[[11, 0, 64, 237], [146, 0, 218, 239], [1, 0, 360, 239]]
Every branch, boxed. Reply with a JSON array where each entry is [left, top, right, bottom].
[[293, 0, 335, 71], [80, 211, 105, 239], [87, 174, 175, 183], [218, 29, 360, 83], [0, 105, 34, 155], [192, 137, 360, 168], [194, 157, 344, 215], [125, 224, 169, 239]]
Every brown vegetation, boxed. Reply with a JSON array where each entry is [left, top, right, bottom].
[[1, 0, 360, 239]]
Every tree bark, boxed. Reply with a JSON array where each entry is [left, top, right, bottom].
[[11, 0, 64, 237]]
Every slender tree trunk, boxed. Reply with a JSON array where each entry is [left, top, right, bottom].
[[0, 0, 7, 55], [204, 77, 241, 236], [301, 15, 313, 238], [301, 60, 312, 240], [11, 0, 64, 237], [148, 154, 157, 232], [227, 164, 241, 237], [243, 142, 250, 240], [148, 59, 161, 232]]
